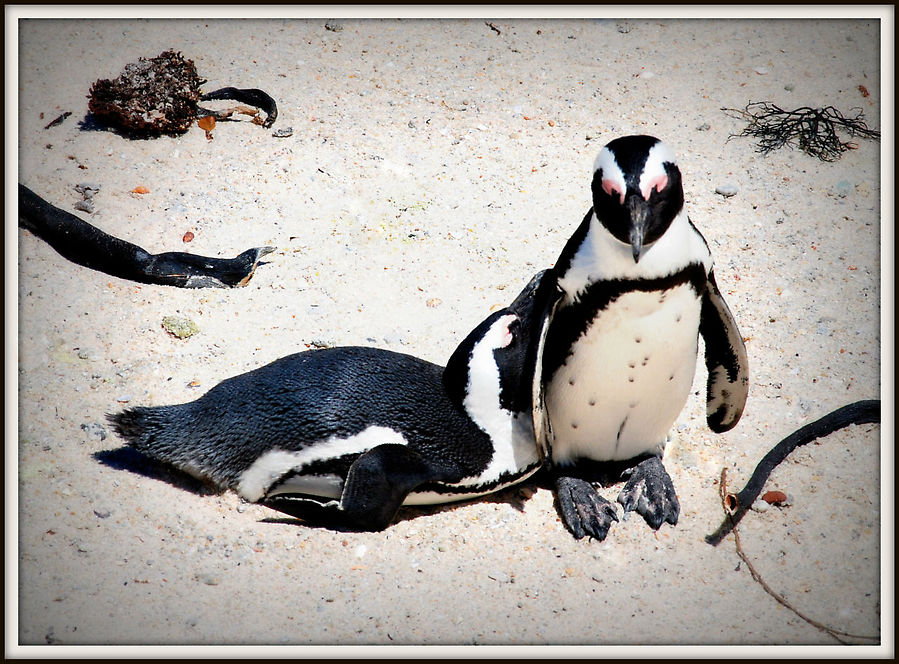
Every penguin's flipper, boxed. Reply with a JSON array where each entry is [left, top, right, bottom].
[[516, 269, 564, 465], [554, 475, 620, 541], [699, 269, 749, 433], [266, 444, 450, 532], [616, 455, 680, 529]]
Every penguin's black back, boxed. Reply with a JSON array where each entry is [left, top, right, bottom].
[[109, 346, 492, 489]]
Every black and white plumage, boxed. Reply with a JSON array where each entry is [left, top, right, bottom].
[[537, 135, 749, 540], [107, 272, 557, 532]]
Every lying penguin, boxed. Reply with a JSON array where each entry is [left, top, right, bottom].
[[108, 271, 557, 531], [536, 135, 750, 540]]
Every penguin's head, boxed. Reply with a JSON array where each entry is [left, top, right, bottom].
[[591, 135, 684, 263], [443, 271, 559, 417]]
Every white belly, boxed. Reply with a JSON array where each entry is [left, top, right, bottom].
[[546, 284, 701, 463]]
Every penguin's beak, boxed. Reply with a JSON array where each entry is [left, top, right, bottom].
[[626, 194, 649, 263]]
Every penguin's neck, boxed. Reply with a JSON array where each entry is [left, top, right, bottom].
[[557, 209, 712, 301], [462, 320, 520, 444], [462, 335, 538, 479]]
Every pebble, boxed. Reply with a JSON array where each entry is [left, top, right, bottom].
[[74, 199, 95, 214], [162, 315, 199, 339], [80, 422, 107, 441], [75, 182, 101, 198], [715, 184, 739, 197], [696, 123, 710, 132], [834, 180, 853, 198], [750, 499, 770, 513], [196, 572, 221, 586], [784, 83, 796, 92], [487, 570, 512, 584], [272, 127, 294, 138], [93, 508, 111, 519]]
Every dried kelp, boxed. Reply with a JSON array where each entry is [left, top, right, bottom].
[[722, 101, 880, 161]]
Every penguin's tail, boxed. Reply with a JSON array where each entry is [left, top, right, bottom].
[[106, 405, 230, 489]]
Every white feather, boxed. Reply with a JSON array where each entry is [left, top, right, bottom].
[[236, 426, 408, 502]]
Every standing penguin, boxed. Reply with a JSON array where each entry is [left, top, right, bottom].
[[538, 135, 749, 540], [107, 271, 557, 532]]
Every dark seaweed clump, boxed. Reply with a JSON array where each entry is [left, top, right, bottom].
[[722, 101, 880, 162], [87, 50, 204, 137]]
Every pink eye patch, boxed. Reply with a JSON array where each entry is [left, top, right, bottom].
[[601, 179, 625, 204], [641, 174, 668, 200]]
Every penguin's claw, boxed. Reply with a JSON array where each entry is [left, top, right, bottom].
[[555, 475, 620, 541], [617, 456, 680, 530]]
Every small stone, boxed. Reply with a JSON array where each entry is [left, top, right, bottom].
[[74, 199, 95, 214], [324, 20, 342, 32], [715, 184, 739, 198], [834, 180, 853, 198], [784, 83, 796, 92], [196, 572, 221, 585], [696, 122, 711, 132], [80, 422, 107, 441], [750, 499, 770, 513], [75, 182, 101, 198], [162, 315, 199, 339], [94, 508, 111, 519], [272, 127, 294, 138]]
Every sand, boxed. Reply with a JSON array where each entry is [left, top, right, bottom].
[[9, 12, 889, 656]]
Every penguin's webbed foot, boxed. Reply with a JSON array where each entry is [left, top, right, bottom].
[[617, 455, 680, 530], [555, 475, 620, 541]]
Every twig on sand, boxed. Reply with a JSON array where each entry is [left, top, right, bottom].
[[716, 466, 879, 644]]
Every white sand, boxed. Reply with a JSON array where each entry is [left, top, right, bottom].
[[11, 14, 888, 653]]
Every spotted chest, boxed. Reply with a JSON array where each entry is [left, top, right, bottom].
[[545, 282, 703, 463]]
